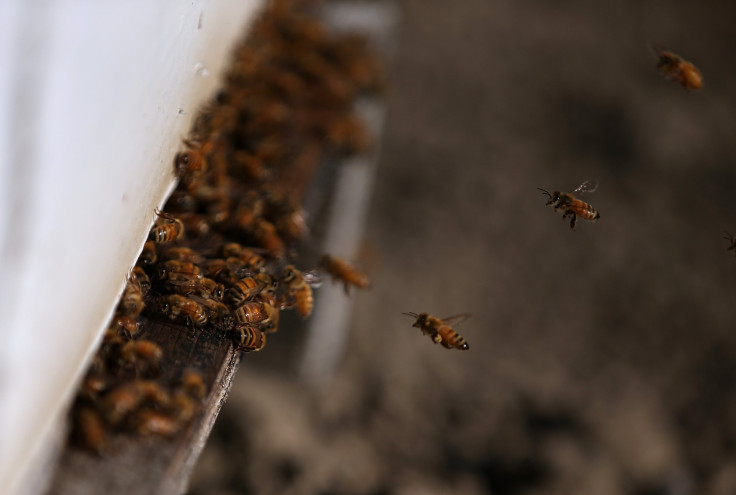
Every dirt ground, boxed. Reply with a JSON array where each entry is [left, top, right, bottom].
[[188, 1, 736, 494]]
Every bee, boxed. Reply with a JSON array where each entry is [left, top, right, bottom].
[[138, 240, 158, 267], [179, 369, 206, 400], [231, 325, 267, 352], [255, 273, 278, 305], [165, 190, 197, 213], [120, 340, 164, 374], [101, 383, 147, 425], [197, 297, 233, 327], [280, 265, 319, 318], [229, 150, 271, 182], [159, 246, 202, 263], [252, 218, 286, 260], [226, 275, 269, 306], [196, 277, 225, 301], [73, 406, 108, 455], [178, 212, 211, 238], [320, 254, 370, 294], [118, 275, 145, 317], [260, 304, 280, 333], [402, 312, 470, 350], [174, 138, 211, 185], [131, 266, 151, 295], [108, 315, 140, 339], [723, 231, 736, 254], [232, 301, 277, 327], [135, 410, 181, 437], [160, 294, 208, 326], [221, 243, 267, 272], [538, 180, 600, 230], [652, 44, 703, 91], [155, 260, 202, 283], [149, 209, 185, 243]]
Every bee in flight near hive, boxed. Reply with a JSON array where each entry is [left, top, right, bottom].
[[279, 265, 321, 318], [538, 179, 600, 230], [652, 43, 703, 91], [402, 312, 470, 350], [320, 254, 370, 294]]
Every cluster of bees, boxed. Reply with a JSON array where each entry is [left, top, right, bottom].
[[406, 45, 706, 352], [69, 0, 377, 454]]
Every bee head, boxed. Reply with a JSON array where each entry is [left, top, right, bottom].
[[281, 265, 297, 283]]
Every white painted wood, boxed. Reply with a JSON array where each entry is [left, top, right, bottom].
[[0, 1, 263, 493]]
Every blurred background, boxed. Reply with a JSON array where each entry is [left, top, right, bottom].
[[189, 0, 736, 493]]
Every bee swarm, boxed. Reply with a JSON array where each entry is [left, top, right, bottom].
[[53, 0, 382, 490]]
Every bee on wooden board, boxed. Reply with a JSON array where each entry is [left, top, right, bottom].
[[230, 325, 267, 352], [279, 265, 321, 318], [652, 43, 703, 91], [232, 301, 278, 329], [159, 294, 208, 326], [538, 180, 600, 230], [402, 312, 470, 350], [149, 209, 185, 243], [320, 254, 370, 294]]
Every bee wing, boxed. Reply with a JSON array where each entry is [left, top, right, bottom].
[[303, 269, 323, 288], [573, 179, 598, 195], [440, 313, 471, 326]]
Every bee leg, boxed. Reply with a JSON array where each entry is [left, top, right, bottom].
[[343, 282, 351, 295], [569, 214, 577, 230]]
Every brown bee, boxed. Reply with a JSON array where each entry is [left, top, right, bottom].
[[174, 138, 211, 185], [229, 151, 271, 182], [108, 315, 140, 339], [135, 410, 181, 437], [227, 276, 269, 305], [652, 44, 703, 91], [118, 276, 145, 318], [255, 273, 278, 305], [131, 266, 151, 295], [196, 277, 225, 301], [221, 243, 267, 272], [159, 246, 202, 263], [724, 231, 736, 254], [197, 297, 233, 327], [138, 240, 158, 267], [402, 312, 470, 350], [120, 340, 164, 374], [160, 294, 208, 326], [73, 406, 108, 455], [101, 383, 147, 425], [231, 325, 267, 352], [280, 265, 318, 318], [232, 301, 277, 327], [156, 260, 202, 283], [149, 209, 185, 243], [178, 212, 211, 238], [320, 254, 370, 294], [252, 218, 286, 260], [259, 304, 280, 333], [179, 369, 206, 400], [538, 180, 600, 230]]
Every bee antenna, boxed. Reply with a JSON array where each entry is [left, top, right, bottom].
[[402, 312, 418, 318], [537, 187, 551, 198], [724, 231, 733, 240]]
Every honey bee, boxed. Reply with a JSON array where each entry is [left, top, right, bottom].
[[178, 212, 211, 238], [135, 410, 181, 437], [73, 406, 108, 455], [118, 276, 145, 317], [253, 218, 286, 260], [255, 273, 278, 305], [197, 297, 233, 327], [226, 275, 269, 305], [131, 266, 151, 295], [221, 243, 267, 272], [279, 265, 319, 318], [230, 190, 265, 230], [402, 312, 470, 350], [159, 246, 202, 263], [101, 383, 147, 425], [160, 294, 208, 326], [120, 340, 164, 374], [174, 138, 211, 185], [179, 369, 206, 400], [320, 254, 370, 294], [156, 260, 202, 283], [229, 150, 272, 182], [138, 240, 158, 267], [260, 304, 280, 333], [196, 277, 225, 301], [723, 231, 736, 254], [232, 301, 277, 327], [652, 44, 703, 91], [149, 209, 185, 243], [108, 315, 140, 339], [538, 180, 600, 230], [231, 325, 267, 352]]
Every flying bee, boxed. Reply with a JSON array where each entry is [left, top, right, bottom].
[[652, 44, 703, 91], [723, 231, 736, 254], [149, 209, 185, 243], [402, 312, 470, 350], [320, 254, 370, 294], [159, 294, 208, 326], [279, 265, 320, 318], [230, 325, 267, 352], [538, 180, 600, 230]]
